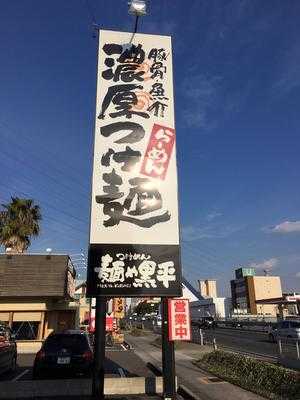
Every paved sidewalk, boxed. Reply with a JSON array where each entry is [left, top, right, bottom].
[[126, 333, 265, 400]]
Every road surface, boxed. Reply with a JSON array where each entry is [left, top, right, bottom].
[[199, 327, 278, 358], [141, 319, 279, 358]]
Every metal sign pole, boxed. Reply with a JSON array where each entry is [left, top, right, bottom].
[[162, 298, 176, 400], [92, 297, 106, 399]]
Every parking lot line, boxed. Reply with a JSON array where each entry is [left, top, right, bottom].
[[118, 367, 126, 377], [12, 369, 30, 381]]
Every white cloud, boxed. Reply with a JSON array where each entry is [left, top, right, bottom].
[[182, 223, 241, 242], [180, 73, 222, 130], [206, 211, 222, 221], [271, 42, 300, 98], [181, 226, 212, 242], [271, 221, 300, 234], [248, 258, 279, 271]]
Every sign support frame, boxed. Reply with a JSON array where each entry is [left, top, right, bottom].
[[162, 298, 176, 400], [92, 296, 107, 399]]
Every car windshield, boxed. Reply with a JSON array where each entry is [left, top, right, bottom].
[[43, 334, 89, 352]]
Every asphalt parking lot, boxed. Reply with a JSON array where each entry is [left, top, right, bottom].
[[0, 343, 155, 382]]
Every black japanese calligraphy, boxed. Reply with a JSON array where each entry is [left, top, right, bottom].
[[100, 122, 145, 144], [94, 252, 176, 289], [96, 173, 170, 228], [101, 146, 141, 171], [96, 41, 172, 229], [98, 84, 150, 119]]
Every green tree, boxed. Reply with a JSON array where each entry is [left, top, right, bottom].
[[0, 197, 41, 253], [135, 301, 159, 316]]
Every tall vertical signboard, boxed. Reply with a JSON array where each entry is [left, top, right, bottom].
[[87, 30, 181, 298]]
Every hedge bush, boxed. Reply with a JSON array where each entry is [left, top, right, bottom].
[[196, 350, 300, 400], [130, 327, 149, 336]]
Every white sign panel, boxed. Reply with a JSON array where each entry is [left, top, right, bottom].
[[87, 30, 181, 297]]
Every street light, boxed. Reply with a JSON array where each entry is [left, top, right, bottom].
[[128, 0, 147, 16]]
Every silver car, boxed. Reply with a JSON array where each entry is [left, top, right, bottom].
[[269, 320, 300, 342]]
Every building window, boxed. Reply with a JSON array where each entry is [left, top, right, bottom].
[[12, 321, 39, 340]]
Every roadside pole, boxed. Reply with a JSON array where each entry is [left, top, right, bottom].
[[162, 298, 176, 400], [93, 297, 106, 399]]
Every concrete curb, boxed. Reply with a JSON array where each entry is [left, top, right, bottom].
[[0, 377, 164, 399], [146, 362, 196, 400], [178, 384, 203, 400], [146, 362, 162, 376]]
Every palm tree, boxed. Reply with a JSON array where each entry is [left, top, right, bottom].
[[0, 197, 41, 253]]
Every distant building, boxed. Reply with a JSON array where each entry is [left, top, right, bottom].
[[187, 279, 231, 319], [0, 253, 77, 345], [256, 293, 300, 318], [74, 281, 91, 326], [198, 279, 217, 298], [230, 267, 282, 316], [182, 278, 203, 302]]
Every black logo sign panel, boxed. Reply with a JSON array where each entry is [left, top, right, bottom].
[[87, 244, 181, 297]]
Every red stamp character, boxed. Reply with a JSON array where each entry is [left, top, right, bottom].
[[140, 123, 175, 180]]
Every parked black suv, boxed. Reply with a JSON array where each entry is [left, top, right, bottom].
[[33, 330, 93, 379], [0, 324, 17, 376]]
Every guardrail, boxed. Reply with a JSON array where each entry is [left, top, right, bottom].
[[277, 339, 300, 370], [190, 325, 277, 362]]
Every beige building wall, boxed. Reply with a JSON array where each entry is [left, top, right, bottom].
[[206, 280, 217, 298], [198, 281, 207, 297], [0, 299, 78, 340], [79, 298, 90, 324], [247, 276, 282, 316], [198, 280, 217, 298]]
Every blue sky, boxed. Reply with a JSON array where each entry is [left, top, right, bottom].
[[0, 0, 300, 295]]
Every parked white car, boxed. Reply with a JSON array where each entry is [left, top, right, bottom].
[[269, 320, 300, 342]]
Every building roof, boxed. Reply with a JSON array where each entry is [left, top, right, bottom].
[[256, 296, 300, 305], [182, 277, 204, 301], [0, 254, 76, 299]]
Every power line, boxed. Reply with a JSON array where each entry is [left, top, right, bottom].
[[0, 119, 91, 192], [0, 182, 88, 235], [0, 148, 89, 200], [0, 159, 89, 214], [0, 179, 88, 226]]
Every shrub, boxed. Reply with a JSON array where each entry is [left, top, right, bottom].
[[130, 327, 148, 336], [196, 350, 300, 400]]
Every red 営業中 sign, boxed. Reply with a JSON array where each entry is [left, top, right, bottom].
[[168, 298, 191, 341], [105, 316, 115, 332]]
